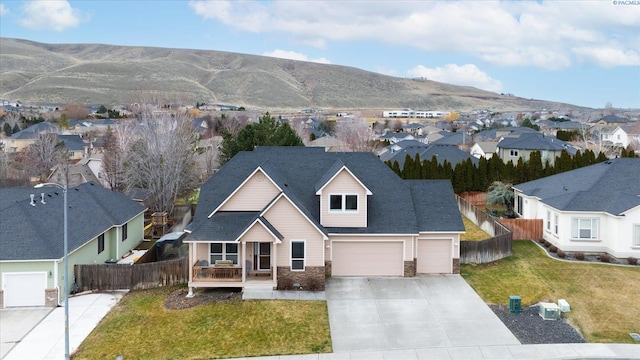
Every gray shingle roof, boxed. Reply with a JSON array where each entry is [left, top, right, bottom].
[[0, 182, 147, 260], [189, 146, 462, 238], [497, 132, 574, 151], [513, 158, 640, 215], [385, 144, 478, 168], [408, 180, 465, 232]]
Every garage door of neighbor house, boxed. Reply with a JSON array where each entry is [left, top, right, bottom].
[[2, 272, 47, 307], [417, 239, 452, 274], [332, 241, 403, 276]]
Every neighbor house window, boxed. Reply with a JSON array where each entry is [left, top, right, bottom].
[[510, 149, 519, 157], [516, 195, 523, 216], [571, 218, 599, 240], [98, 234, 105, 254], [122, 224, 128, 242], [546, 211, 551, 231], [634, 225, 640, 247], [291, 240, 305, 271], [210, 243, 238, 265], [554, 214, 559, 235], [329, 194, 358, 212]]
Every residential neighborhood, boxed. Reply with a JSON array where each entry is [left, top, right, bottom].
[[1, 100, 639, 359]]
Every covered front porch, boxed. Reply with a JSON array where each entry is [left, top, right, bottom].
[[188, 240, 278, 291]]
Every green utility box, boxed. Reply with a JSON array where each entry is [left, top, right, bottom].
[[509, 295, 521, 313]]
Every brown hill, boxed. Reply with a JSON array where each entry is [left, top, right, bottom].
[[0, 37, 583, 111]]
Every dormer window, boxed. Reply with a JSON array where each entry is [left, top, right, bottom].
[[330, 194, 358, 212]]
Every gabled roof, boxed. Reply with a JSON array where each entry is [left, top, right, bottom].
[[590, 115, 633, 124], [497, 132, 575, 152], [190, 147, 462, 236], [513, 158, 640, 215], [385, 144, 478, 168], [185, 211, 282, 242], [58, 134, 85, 151], [9, 122, 58, 140], [0, 182, 147, 261], [314, 159, 372, 195], [408, 180, 465, 232]]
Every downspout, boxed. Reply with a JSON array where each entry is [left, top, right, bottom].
[[54, 259, 62, 306]]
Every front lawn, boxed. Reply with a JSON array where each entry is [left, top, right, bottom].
[[461, 241, 640, 343], [73, 286, 332, 359]]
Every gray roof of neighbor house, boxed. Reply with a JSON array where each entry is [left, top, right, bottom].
[[58, 134, 85, 152], [187, 147, 463, 240], [497, 132, 577, 152], [590, 115, 633, 124], [384, 144, 478, 168], [0, 182, 147, 261], [8, 122, 58, 140], [513, 158, 640, 215]]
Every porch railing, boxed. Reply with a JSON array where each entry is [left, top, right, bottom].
[[192, 261, 242, 281]]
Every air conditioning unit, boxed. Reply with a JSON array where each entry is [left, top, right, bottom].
[[539, 302, 560, 320], [558, 299, 571, 313]]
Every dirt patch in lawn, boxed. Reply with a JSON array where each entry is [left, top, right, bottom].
[[163, 287, 242, 310]]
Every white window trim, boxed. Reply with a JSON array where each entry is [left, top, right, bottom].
[[633, 224, 640, 247], [546, 211, 551, 231], [328, 193, 359, 213], [570, 218, 599, 241], [290, 239, 306, 271], [554, 214, 559, 236], [210, 242, 239, 265], [510, 149, 519, 157]]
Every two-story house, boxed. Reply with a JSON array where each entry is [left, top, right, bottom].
[[184, 147, 464, 294]]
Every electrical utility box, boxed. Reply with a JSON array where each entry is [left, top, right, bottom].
[[558, 299, 571, 312], [539, 302, 561, 320], [509, 295, 521, 313]]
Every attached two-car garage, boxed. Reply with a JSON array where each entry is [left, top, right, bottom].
[[332, 241, 404, 276], [2, 272, 47, 307], [330, 238, 454, 277]]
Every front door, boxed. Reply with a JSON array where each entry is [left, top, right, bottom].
[[253, 243, 271, 271]]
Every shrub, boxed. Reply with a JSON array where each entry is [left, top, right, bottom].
[[557, 250, 566, 258], [599, 253, 611, 263], [305, 276, 324, 291], [575, 252, 585, 260], [628, 257, 638, 265], [544, 241, 552, 247], [277, 277, 294, 290], [549, 245, 558, 253], [537, 238, 546, 244]]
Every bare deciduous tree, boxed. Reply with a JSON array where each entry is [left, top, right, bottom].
[[334, 116, 374, 152], [63, 103, 91, 120], [122, 111, 200, 215], [4, 111, 22, 128], [24, 132, 65, 181], [219, 114, 246, 138]]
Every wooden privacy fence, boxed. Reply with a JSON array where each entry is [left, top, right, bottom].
[[75, 257, 189, 292], [457, 194, 513, 264], [458, 191, 488, 206], [499, 218, 543, 240]]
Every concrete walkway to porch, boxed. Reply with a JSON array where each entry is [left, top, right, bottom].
[[241, 288, 326, 301]]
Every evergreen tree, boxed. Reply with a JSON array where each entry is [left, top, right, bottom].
[[219, 112, 304, 164], [3, 123, 12, 136], [401, 154, 414, 179], [528, 151, 543, 181], [12, 123, 20, 134], [391, 160, 401, 176]]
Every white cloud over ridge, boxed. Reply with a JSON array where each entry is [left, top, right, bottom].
[[262, 49, 331, 64], [189, 0, 640, 69], [408, 64, 503, 92], [19, 0, 87, 31], [0, 4, 9, 16]]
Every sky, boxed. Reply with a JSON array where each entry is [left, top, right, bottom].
[[0, 0, 639, 109]]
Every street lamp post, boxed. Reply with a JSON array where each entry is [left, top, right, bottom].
[[35, 182, 69, 360]]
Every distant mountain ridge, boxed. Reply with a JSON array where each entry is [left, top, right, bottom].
[[0, 37, 583, 111]]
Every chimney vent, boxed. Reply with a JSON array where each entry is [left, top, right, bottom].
[[30, 194, 36, 206], [40, 193, 46, 204]]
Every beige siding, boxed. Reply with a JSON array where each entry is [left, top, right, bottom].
[[417, 239, 452, 274], [220, 170, 280, 211], [240, 222, 276, 243], [320, 170, 368, 227], [417, 233, 460, 258], [263, 197, 324, 267], [195, 243, 210, 263]]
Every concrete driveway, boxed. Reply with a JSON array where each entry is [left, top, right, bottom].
[[326, 275, 520, 352]]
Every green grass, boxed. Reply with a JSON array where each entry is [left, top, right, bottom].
[[73, 286, 332, 359], [461, 241, 640, 343], [460, 216, 491, 241]]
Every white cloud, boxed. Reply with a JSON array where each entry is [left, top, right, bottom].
[[407, 64, 503, 93], [0, 4, 9, 16], [262, 49, 331, 64], [189, 0, 640, 69], [18, 0, 87, 31]]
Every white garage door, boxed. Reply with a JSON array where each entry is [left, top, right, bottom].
[[3, 272, 47, 307], [332, 241, 403, 276], [417, 239, 452, 274]]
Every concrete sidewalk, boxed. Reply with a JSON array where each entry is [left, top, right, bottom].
[[3, 291, 127, 360]]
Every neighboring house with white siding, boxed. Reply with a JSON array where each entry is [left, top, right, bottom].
[[513, 158, 640, 259], [184, 147, 464, 294]]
